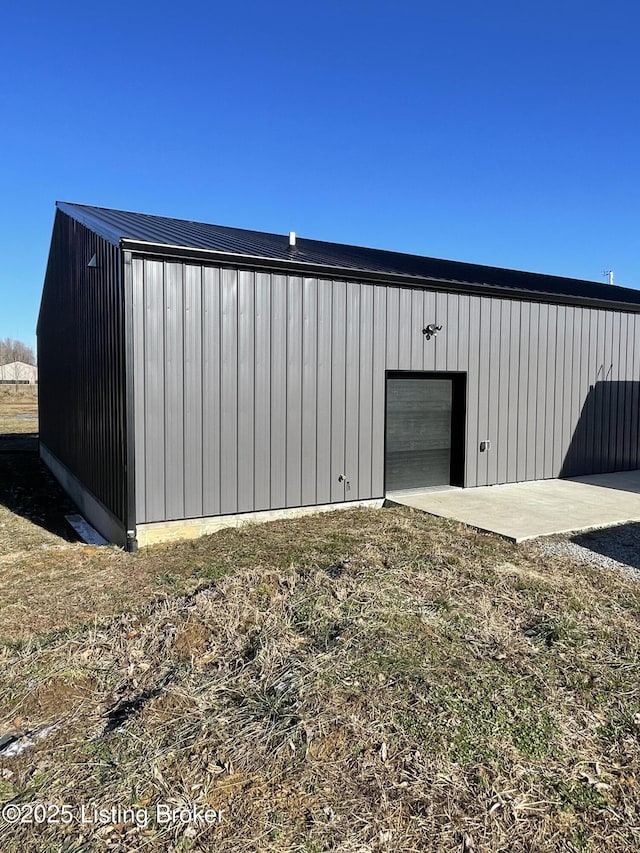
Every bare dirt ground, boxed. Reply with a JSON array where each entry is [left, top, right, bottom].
[[0, 389, 639, 852]]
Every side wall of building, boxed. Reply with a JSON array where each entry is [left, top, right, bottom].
[[0, 362, 38, 384], [38, 211, 128, 543], [130, 257, 640, 524]]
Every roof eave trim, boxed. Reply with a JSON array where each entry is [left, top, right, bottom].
[[120, 237, 640, 314]]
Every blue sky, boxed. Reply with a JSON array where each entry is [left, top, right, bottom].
[[1, 0, 639, 351]]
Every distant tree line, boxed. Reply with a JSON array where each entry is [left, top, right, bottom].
[[0, 338, 36, 366]]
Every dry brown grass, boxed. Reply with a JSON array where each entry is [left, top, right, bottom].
[[0, 506, 639, 852], [0, 386, 38, 435], [0, 387, 45, 556], [0, 543, 215, 642]]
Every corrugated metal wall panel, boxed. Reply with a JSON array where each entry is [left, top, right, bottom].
[[358, 284, 374, 500], [184, 265, 203, 518], [286, 276, 303, 508], [487, 299, 501, 485], [423, 290, 436, 371], [371, 287, 387, 497], [301, 277, 318, 506], [446, 293, 459, 370], [578, 307, 591, 472], [238, 270, 256, 513], [516, 302, 529, 482], [220, 269, 239, 513], [525, 302, 539, 481], [410, 289, 422, 370], [132, 258, 146, 522], [202, 266, 221, 516], [610, 312, 620, 472], [132, 259, 640, 524], [625, 315, 634, 466], [506, 300, 521, 481], [476, 298, 491, 486], [270, 274, 287, 509], [632, 316, 640, 470], [254, 271, 272, 508], [316, 280, 333, 505], [551, 306, 566, 478], [38, 210, 127, 531], [435, 291, 448, 372], [542, 304, 556, 480], [164, 263, 185, 519], [624, 314, 635, 468], [604, 312, 615, 473], [607, 311, 617, 470], [596, 311, 608, 473], [465, 296, 481, 488], [585, 311, 599, 471], [330, 281, 347, 503], [143, 261, 166, 522], [398, 288, 412, 370], [562, 307, 575, 466], [385, 287, 400, 370], [346, 283, 361, 499], [496, 299, 510, 484], [616, 313, 627, 471]]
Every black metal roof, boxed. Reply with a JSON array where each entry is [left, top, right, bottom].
[[57, 201, 640, 309]]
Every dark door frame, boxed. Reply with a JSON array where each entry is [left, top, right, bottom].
[[383, 370, 467, 492]]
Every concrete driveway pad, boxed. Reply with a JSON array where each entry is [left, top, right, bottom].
[[386, 470, 640, 542]]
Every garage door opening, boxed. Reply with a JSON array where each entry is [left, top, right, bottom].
[[385, 372, 466, 493]]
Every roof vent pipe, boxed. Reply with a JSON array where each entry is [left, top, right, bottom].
[[289, 231, 296, 248]]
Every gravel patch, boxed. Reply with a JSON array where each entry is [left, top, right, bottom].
[[539, 522, 640, 581]]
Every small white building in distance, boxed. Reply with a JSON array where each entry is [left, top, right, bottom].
[[0, 361, 38, 384]]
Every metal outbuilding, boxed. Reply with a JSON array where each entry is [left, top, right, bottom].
[[37, 202, 640, 549], [0, 361, 37, 384]]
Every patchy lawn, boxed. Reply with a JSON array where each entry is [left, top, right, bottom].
[[0, 502, 639, 852], [0, 388, 225, 638], [0, 386, 38, 436], [1, 387, 639, 851], [0, 386, 52, 557]]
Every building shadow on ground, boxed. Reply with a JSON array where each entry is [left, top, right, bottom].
[[0, 433, 77, 541], [570, 522, 640, 572]]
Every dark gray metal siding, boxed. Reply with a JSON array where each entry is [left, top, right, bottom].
[[38, 211, 127, 528], [385, 377, 453, 490], [130, 258, 640, 524]]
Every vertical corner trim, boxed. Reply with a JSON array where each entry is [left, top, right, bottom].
[[122, 249, 137, 538]]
